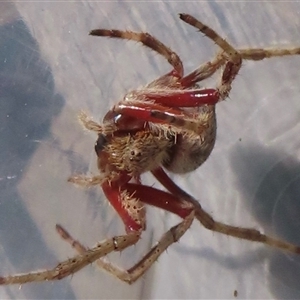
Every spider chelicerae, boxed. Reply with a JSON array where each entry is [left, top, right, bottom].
[[2, 13, 300, 285]]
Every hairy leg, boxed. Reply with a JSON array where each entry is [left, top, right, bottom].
[[0, 231, 140, 285], [152, 167, 300, 254], [90, 29, 183, 77], [56, 211, 194, 284]]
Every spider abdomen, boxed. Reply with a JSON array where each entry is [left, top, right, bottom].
[[163, 105, 216, 173]]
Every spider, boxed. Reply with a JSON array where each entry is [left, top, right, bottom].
[[2, 13, 300, 285]]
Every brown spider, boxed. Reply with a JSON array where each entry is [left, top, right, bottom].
[[2, 13, 300, 285]]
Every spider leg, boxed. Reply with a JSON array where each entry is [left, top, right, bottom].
[[114, 101, 197, 129], [137, 88, 219, 106], [181, 46, 300, 87], [68, 170, 125, 188], [152, 167, 300, 254], [78, 96, 215, 136], [78, 111, 116, 134], [68, 174, 106, 187], [113, 96, 213, 134], [239, 47, 300, 61], [102, 181, 146, 233], [56, 210, 194, 284], [180, 14, 300, 92], [180, 14, 242, 100], [102, 177, 194, 233], [55, 183, 194, 284], [179, 14, 241, 66], [0, 231, 140, 285], [57, 183, 194, 284], [181, 51, 226, 87], [90, 29, 183, 77]]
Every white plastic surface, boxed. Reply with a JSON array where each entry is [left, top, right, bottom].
[[1, 2, 300, 299]]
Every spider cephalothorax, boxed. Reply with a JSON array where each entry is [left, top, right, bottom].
[[101, 129, 173, 175], [2, 13, 300, 286]]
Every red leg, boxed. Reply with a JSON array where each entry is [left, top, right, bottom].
[[151, 167, 190, 199], [102, 181, 145, 233], [123, 183, 193, 219], [113, 101, 200, 132], [113, 101, 185, 125], [129, 88, 218, 107], [112, 90, 217, 131], [180, 52, 226, 87], [142, 88, 219, 106], [103, 173, 193, 232]]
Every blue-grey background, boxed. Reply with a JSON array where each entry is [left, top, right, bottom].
[[1, 1, 300, 299]]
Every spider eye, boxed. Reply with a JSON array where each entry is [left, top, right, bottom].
[[130, 149, 141, 158], [95, 134, 108, 155]]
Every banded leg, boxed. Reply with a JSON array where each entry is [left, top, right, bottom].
[[113, 100, 202, 132], [179, 13, 242, 100], [0, 231, 140, 285], [239, 47, 300, 61], [181, 46, 300, 87], [180, 14, 300, 89], [112, 94, 216, 134], [181, 51, 226, 87], [90, 29, 183, 77], [152, 167, 300, 254], [56, 182, 194, 283], [56, 211, 194, 284]]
